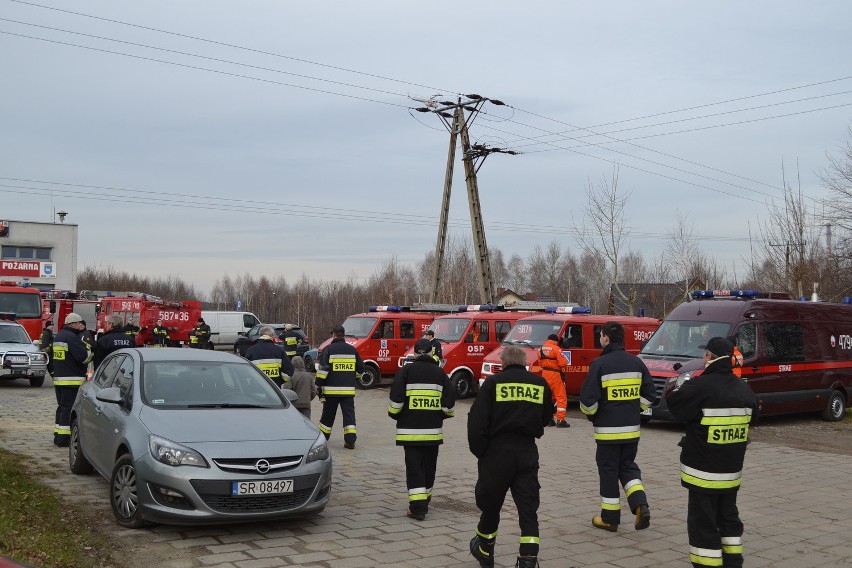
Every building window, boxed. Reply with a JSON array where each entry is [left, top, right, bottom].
[[1, 246, 51, 260]]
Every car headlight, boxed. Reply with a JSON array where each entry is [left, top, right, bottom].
[[29, 352, 47, 363], [149, 434, 209, 468], [305, 433, 329, 464], [482, 363, 492, 373]]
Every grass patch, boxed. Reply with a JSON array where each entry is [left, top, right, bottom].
[[0, 447, 121, 568]]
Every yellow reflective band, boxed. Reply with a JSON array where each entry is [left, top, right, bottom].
[[408, 395, 442, 409], [318, 423, 331, 434], [601, 377, 642, 388], [595, 431, 641, 441], [407, 389, 441, 396], [496, 383, 544, 404], [625, 483, 645, 496], [580, 402, 597, 415], [396, 433, 443, 442], [53, 347, 67, 360], [477, 529, 498, 539], [607, 385, 640, 401], [701, 415, 751, 426], [332, 361, 356, 371], [316, 370, 328, 379], [323, 388, 356, 396], [690, 554, 723, 566], [387, 405, 402, 415], [519, 536, 540, 544], [54, 426, 71, 435], [601, 501, 620, 511], [409, 493, 429, 501], [256, 363, 281, 378], [721, 544, 743, 554], [707, 424, 749, 444], [681, 472, 742, 490], [53, 378, 85, 386], [343, 426, 357, 434]]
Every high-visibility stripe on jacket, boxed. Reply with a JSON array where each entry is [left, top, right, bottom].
[[281, 331, 300, 357], [579, 343, 655, 444], [52, 326, 93, 386], [667, 356, 757, 493], [387, 355, 455, 446], [315, 337, 364, 397], [245, 339, 294, 382]]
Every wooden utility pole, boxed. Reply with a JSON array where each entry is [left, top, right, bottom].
[[428, 106, 460, 303]]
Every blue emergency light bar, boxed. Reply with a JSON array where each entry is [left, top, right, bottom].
[[458, 304, 497, 312], [691, 289, 760, 299], [544, 306, 591, 314], [369, 305, 402, 313], [844, 297, 852, 304]]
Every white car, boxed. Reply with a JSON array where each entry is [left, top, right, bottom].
[[0, 320, 48, 387]]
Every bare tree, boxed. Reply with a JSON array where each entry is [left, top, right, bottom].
[[664, 210, 701, 296], [572, 165, 636, 313], [506, 254, 527, 293]]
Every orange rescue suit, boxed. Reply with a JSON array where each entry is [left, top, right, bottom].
[[731, 346, 744, 379], [535, 339, 568, 421]]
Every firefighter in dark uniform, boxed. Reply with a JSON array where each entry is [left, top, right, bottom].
[[123, 320, 142, 347], [315, 325, 365, 449], [245, 326, 294, 388], [423, 329, 443, 364], [93, 314, 133, 369], [194, 318, 213, 349], [467, 345, 553, 568], [152, 319, 170, 347], [39, 321, 55, 375], [52, 313, 93, 447], [667, 337, 757, 568], [580, 321, 656, 533], [388, 338, 455, 521], [280, 323, 300, 359]]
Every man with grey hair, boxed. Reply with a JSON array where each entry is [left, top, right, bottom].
[[467, 345, 553, 568], [93, 314, 133, 369], [246, 325, 294, 387]]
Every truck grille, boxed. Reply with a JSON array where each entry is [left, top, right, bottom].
[[651, 376, 668, 401]]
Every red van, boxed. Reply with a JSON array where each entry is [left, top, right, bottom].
[[644, 290, 852, 421], [480, 308, 661, 396], [397, 305, 535, 398], [316, 305, 453, 389]]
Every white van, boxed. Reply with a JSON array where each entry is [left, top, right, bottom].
[[201, 311, 261, 350]]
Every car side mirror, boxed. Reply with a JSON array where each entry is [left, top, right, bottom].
[[280, 388, 299, 402], [96, 387, 123, 404]]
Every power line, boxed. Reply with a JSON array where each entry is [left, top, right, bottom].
[[0, 17, 412, 100], [0, 30, 410, 108], [0, 179, 761, 243], [6, 0, 460, 96]]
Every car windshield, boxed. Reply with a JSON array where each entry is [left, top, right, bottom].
[[142, 361, 286, 408], [502, 320, 563, 348], [0, 324, 30, 344], [0, 292, 41, 319], [428, 318, 471, 342], [342, 316, 376, 338], [640, 320, 732, 358]]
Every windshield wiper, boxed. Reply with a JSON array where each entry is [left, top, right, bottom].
[[1, 340, 24, 344]]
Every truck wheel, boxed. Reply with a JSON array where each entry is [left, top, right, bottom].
[[357, 365, 379, 389], [451, 371, 472, 398], [29, 376, 45, 387], [821, 389, 846, 421]]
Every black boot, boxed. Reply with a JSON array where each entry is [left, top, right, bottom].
[[516, 555, 539, 568], [470, 535, 495, 567]]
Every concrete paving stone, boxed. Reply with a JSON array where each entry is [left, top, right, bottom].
[[326, 545, 382, 558], [234, 559, 288, 568], [303, 540, 344, 552], [196, 551, 251, 565], [279, 551, 336, 564], [244, 546, 298, 559], [217, 533, 264, 544], [323, 556, 377, 568], [170, 537, 222, 549], [366, 549, 421, 563], [203, 543, 254, 554]]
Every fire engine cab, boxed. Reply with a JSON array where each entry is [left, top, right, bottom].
[[480, 307, 662, 396], [315, 304, 457, 389], [397, 304, 536, 398], [97, 293, 202, 347], [0, 280, 44, 340], [41, 290, 101, 335]]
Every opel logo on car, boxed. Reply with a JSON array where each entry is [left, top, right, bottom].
[[255, 459, 271, 474]]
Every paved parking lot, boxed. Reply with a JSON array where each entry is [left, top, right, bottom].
[[1, 376, 851, 568]]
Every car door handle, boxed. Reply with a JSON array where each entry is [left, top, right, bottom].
[[94, 404, 103, 415]]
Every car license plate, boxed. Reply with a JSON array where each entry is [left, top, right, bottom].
[[640, 408, 652, 416], [6, 355, 27, 364], [232, 479, 293, 496]]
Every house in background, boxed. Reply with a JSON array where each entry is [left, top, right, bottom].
[[609, 279, 705, 319]]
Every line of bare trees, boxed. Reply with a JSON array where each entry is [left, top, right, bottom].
[[79, 131, 852, 342]]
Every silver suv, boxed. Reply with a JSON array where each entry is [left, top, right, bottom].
[[0, 320, 49, 387]]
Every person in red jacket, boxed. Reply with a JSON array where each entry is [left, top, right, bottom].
[[534, 334, 570, 428]]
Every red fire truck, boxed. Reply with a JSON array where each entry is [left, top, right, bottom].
[[97, 293, 202, 347], [41, 290, 101, 334], [0, 280, 44, 340], [397, 304, 536, 398], [315, 304, 457, 389], [480, 307, 662, 396]]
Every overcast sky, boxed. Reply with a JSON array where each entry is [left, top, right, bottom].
[[3, 1, 851, 296]]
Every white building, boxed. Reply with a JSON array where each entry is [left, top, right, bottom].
[[0, 219, 78, 290]]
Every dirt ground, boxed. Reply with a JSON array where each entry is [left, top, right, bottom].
[[747, 411, 852, 456]]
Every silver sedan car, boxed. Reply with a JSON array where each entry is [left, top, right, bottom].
[[69, 348, 332, 527]]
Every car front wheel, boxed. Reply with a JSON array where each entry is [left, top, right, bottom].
[[357, 365, 379, 389], [451, 370, 472, 398], [110, 453, 145, 528], [821, 389, 846, 421]]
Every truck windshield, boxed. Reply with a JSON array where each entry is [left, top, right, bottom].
[[428, 318, 471, 342], [641, 320, 732, 358], [0, 292, 41, 319], [502, 319, 562, 348], [342, 317, 377, 338]]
